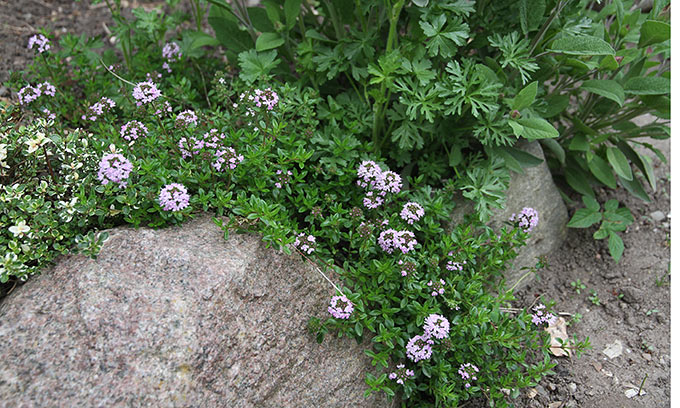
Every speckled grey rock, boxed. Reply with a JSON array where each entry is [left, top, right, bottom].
[[0, 215, 393, 408], [451, 141, 568, 290]]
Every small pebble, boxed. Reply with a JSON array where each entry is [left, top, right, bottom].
[[649, 210, 666, 221], [568, 382, 577, 393]]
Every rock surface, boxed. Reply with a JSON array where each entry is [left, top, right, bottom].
[[452, 141, 568, 290], [0, 215, 392, 408]]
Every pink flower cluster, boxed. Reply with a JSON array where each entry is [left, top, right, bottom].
[[356, 160, 402, 210], [154, 101, 173, 116], [294, 232, 316, 254], [510, 207, 539, 232], [162, 41, 182, 62], [82, 97, 116, 121], [400, 202, 424, 224], [458, 363, 479, 388], [97, 153, 132, 188], [398, 259, 416, 277], [531, 304, 557, 326], [406, 334, 434, 362], [120, 120, 149, 142], [162, 42, 181, 73], [28, 34, 50, 53], [328, 294, 353, 319], [41, 108, 56, 120], [212, 147, 244, 172], [175, 110, 198, 128], [178, 129, 227, 158], [404, 311, 455, 363], [446, 251, 467, 272], [423, 313, 450, 339], [378, 229, 418, 254], [158, 183, 191, 211], [427, 279, 446, 296], [18, 82, 55, 105], [389, 364, 415, 385], [239, 88, 279, 111], [132, 80, 161, 106], [275, 170, 292, 188]]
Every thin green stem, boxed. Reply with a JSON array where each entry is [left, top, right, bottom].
[[529, 0, 566, 56]]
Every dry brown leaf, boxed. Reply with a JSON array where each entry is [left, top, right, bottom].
[[545, 317, 572, 357]]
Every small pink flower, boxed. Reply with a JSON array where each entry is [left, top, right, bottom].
[[328, 295, 353, 319]]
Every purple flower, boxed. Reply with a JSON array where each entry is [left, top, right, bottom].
[[357, 222, 374, 239], [363, 190, 384, 209], [458, 363, 479, 388], [427, 279, 446, 297], [379, 171, 402, 194], [423, 313, 450, 339], [41, 108, 56, 120], [18, 85, 40, 105], [176, 110, 198, 128], [378, 229, 398, 254], [394, 230, 418, 254], [400, 202, 425, 224], [328, 295, 353, 319], [162, 41, 182, 62], [120, 120, 149, 142], [132, 80, 161, 106], [81, 97, 116, 121], [158, 183, 191, 211], [357, 160, 384, 189], [406, 334, 433, 362], [398, 259, 416, 277], [530, 304, 557, 326], [154, 101, 172, 116], [212, 147, 244, 171], [37, 82, 56, 97], [28, 34, 50, 53], [446, 251, 467, 272], [294, 232, 317, 254], [389, 364, 415, 385], [275, 169, 292, 188], [510, 207, 539, 232], [252, 88, 279, 110], [97, 153, 132, 188]]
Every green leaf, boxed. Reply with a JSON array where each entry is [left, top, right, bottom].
[[504, 146, 544, 168], [284, 0, 302, 29], [512, 81, 538, 111], [549, 35, 615, 56], [519, 0, 546, 34], [598, 55, 619, 70], [619, 175, 651, 202], [509, 118, 559, 140], [581, 79, 625, 107], [565, 164, 595, 197], [542, 94, 569, 117], [567, 208, 602, 228], [208, 4, 254, 53], [587, 153, 617, 189], [606, 147, 633, 181], [624, 76, 670, 95], [638, 20, 670, 47], [583, 195, 600, 212], [237, 49, 281, 83], [247, 7, 275, 32], [413, 0, 429, 5], [539, 138, 565, 165], [616, 141, 656, 191], [608, 232, 624, 262], [255, 32, 285, 51], [568, 134, 589, 151]]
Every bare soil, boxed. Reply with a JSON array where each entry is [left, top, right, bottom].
[[1, 2, 670, 407]]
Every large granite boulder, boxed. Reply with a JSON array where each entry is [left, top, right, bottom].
[[0, 215, 392, 408], [452, 141, 568, 290]]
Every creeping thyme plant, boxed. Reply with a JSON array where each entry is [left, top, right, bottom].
[[3, 0, 669, 405]]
